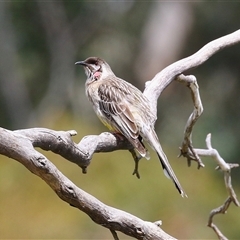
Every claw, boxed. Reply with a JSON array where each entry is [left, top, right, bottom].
[[129, 149, 142, 179]]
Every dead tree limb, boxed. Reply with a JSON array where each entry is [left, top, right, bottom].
[[0, 127, 176, 240], [174, 70, 239, 239], [196, 134, 239, 239], [144, 29, 240, 117], [176, 74, 204, 168]]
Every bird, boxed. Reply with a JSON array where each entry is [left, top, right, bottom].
[[75, 57, 186, 197]]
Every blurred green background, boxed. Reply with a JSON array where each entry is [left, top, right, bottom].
[[0, 1, 240, 239]]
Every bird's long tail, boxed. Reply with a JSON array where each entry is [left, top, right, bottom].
[[156, 149, 187, 197], [146, 129, 187, 197]]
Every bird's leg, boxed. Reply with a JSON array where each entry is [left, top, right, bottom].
[[112, 132, 143, 177], [129, 149, 142, 179]]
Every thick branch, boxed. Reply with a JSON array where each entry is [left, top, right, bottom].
[[144, 29, 240, 117], [0, 127, 175, 240], [12, 128, 132, 173]]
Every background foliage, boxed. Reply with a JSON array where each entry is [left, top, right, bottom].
[[0, 1, 240, 239]]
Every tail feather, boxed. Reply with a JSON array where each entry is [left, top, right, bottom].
[[143, 128, 187, 197], [156, 150, 187, 197]]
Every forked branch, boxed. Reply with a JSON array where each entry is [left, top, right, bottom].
[[0, 127, 176, 240], [175, 72, 239, 239], [176, 74, 204, 168], [197, 134, 239, 239]]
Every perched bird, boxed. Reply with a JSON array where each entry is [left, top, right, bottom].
[[75, 57, 186, 197]]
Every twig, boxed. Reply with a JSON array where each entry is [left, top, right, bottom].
[[194, 134, 239, 239], [207, 197, 232, 240], [176, 74, 204, 169], [195, 134, 239, 206]]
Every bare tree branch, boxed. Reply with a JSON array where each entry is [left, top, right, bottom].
[[13, 128, 133, 173], [174, 71, 239, 239], [207, 198, 232, 240], [0, 127, 176, 240], [144, 29, 240, 117], [193, 134, 239, 239], [176, 74, 204, 168]]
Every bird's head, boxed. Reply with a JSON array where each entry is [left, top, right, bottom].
[[75, 57, 112, 81]]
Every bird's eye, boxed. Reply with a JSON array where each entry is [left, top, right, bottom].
[[88, 59, 98, 65]]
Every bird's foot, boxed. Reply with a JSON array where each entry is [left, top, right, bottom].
[[129, 149, 142, 179]]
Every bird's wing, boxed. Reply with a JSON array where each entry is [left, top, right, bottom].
[[98, 83, 138, 138], [98, 83, 147, 157]]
